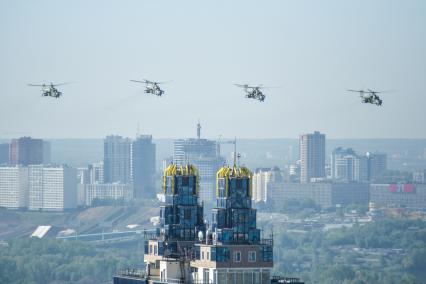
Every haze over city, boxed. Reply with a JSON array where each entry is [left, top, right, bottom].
[[1, 1, 426, 284], [1, 0, 425, 139]]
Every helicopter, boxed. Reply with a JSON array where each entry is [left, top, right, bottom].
[[28, 82, 69, 99], [347, 89, 384, 106], [235, 84, 267, 102], [130, 79, 168, 97]]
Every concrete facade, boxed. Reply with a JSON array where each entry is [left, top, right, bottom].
[[300, 131, 325, 183], [268, 182, 370, 209], [370, 183, 426, 209]]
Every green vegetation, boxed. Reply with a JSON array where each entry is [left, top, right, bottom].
[[0, 238, 142, 284], [273, 219, 426, 284], [1, 218, 426, 283]]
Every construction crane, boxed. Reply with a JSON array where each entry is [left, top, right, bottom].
[[217, 136, 239, 167]]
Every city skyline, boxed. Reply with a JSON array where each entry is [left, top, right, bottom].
[[1, 1, 425, 283], [1, 1, 425, 139]]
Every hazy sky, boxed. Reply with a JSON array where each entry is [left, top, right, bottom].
[[0, 0, 425, 139]]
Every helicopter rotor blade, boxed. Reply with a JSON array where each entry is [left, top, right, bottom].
[[130, 80, 147, 84], [347, 89, 365, 94], [53, 82, 72, 87], [28, 84, 45, 87]]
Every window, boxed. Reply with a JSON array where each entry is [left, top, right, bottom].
[[207, 251, 210, 260], [202, 251, 205, 260], [234, 251, 241, 262], [248, 251, 256, 262], [149, 245, 153, 254], [154, 245, 158, 255]]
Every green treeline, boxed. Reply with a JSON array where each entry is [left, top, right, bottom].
[[1, 219, 426, 283], [274, 219, 426, 284], [0, 238, 141, 284]]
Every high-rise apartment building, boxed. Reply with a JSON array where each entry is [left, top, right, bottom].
[[299, 131, 326, 183], [140, 164, 206, 283], [252, 167, 282, 203], [132, 135, 156, 198], [191, 165, 273, 284], [173, 124, 225, 203], [9, 137, 45, 166], [0, 166, 28, 209], [43, 141, 51, 164], [0, 143, 9, 165], [28, 165, 77, 211], [331, 147, 368, 182], [88, 161, 104, 184], [367, 152, 387, 181], [103, 135, 132, 184], [115, 164, 289, 284]]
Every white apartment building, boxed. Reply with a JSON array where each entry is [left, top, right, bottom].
[[0, 166, 28, 209], [28, 165, 77, 211], [252, 170, 272, 203]]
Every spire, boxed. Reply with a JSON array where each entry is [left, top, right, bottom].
[[197, 120, 201, 139], [233, 137, 237, 168]]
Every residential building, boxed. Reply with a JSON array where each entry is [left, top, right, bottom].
[[299, 131, 326, 183], [88, 161, 104, 184], [268, 182, 370, 209], [0, 143, 9, 165], [173, 124, 225, 203], [142, 164, 206, 282], [367, 152, 387, 181], [0, 166, 28, 209], [370, 183, 426, 209], [114, 164, 302, 284], [77, 167, 90, 184], [43, 141, 51, 164], [104, 135, 132, 184], [413, 170, 426, 183], [85, 183, 133, 206], [331, 147, 368, 182], [132, 135, 156, 198], [288, 162, 300, 183], [191, 165, 273, 284], [28, 165, 77, 211], [252, 167, 282, 203], [9, 137, 44, 166]]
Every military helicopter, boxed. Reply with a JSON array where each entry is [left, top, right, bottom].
[[28, 82, 69, 99], [130, 79, 168, 97], [235, 84, 267, 102], [347, 89, 384, 106]]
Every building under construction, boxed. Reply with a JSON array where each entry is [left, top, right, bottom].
[[114, 163, 304, 284]]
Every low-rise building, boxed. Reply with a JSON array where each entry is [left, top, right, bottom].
[[370, 183, 426, 209], [268, 182, 370, 209], [84, 183, 133, 206]]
